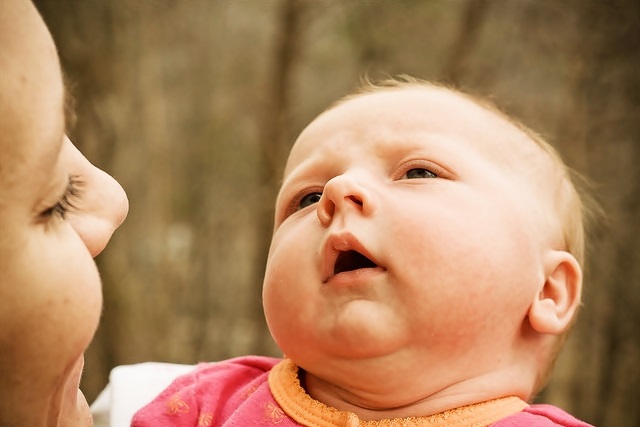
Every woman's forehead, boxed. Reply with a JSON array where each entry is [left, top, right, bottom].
[[0, 1, 65, 183]]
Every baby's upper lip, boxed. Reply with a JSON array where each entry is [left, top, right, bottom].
[[321, 231, 382, 283]]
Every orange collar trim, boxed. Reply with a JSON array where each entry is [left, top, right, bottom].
[[268, 359, 528, 427]]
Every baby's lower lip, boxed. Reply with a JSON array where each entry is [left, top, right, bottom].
[[323, 266, 386, 285]]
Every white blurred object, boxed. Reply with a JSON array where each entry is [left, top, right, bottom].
[[91, 362, 196, 427]]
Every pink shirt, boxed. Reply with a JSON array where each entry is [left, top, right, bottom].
[[131, 356, 593, 427], [494, 404, 594, 426]]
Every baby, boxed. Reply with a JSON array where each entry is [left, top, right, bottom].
[[131, 78, 593, 426]]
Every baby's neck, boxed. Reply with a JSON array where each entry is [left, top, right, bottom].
[[302, 365, 532, 420]]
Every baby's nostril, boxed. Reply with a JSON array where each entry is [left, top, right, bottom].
[[346, 195, 363, 206], [323, 203, 335, 218]]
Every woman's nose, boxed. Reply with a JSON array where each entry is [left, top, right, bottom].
[[63, 138, 129, 257], [317, 170, 375, 227], [69, 165, 129, 257]]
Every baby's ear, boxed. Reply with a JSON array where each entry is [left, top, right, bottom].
[[528, 250, 583, 335]]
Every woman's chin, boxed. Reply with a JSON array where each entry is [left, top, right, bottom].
[[54, 355, 93, 426]]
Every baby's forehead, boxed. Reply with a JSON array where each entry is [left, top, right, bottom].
[[286, 86, 551, 178]]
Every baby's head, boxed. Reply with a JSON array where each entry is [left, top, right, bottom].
[[262, 77, 587, 410]]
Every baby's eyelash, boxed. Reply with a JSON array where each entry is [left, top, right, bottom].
[[396, 160, 453, 180], [42, 175, 84, 219], [281, 186, 324, 220]]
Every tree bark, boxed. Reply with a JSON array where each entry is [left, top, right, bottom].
[[252, 0, 306, 355]]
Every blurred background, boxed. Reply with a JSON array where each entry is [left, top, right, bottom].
[[35, 1, 638, 426]]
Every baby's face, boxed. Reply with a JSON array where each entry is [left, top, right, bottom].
[[262, 87, 559, 390]]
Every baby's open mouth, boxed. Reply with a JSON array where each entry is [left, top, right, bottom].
[[334, 250, 378, 275]]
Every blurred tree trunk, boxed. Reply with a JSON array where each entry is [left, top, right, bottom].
[[252, 0, 306, 354], [441, 0, 492, 85], [540, 2, 640, 426]]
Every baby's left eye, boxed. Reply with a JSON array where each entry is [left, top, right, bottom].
[[403, 168, 437, 179]]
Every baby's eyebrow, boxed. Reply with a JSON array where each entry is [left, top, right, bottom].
[[281, 157, 325, 188]]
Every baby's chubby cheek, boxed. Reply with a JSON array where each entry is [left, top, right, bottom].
[[262, 261, 303, 336]]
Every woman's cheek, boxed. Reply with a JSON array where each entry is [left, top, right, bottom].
[[35, 227, 104, 358]]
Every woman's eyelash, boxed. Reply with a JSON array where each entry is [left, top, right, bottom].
[[42, 175, 84, 219]]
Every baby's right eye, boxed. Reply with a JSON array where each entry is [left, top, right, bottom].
[[279, 186, 324, 222], [298, 192, 322, 210]]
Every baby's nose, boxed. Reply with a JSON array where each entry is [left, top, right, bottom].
[[317, 170, 375, 226]]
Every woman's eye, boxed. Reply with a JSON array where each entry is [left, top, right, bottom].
[[404, 168, 437, 179], [41, 175, 83, 220], [298, 192, 322, 210]]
